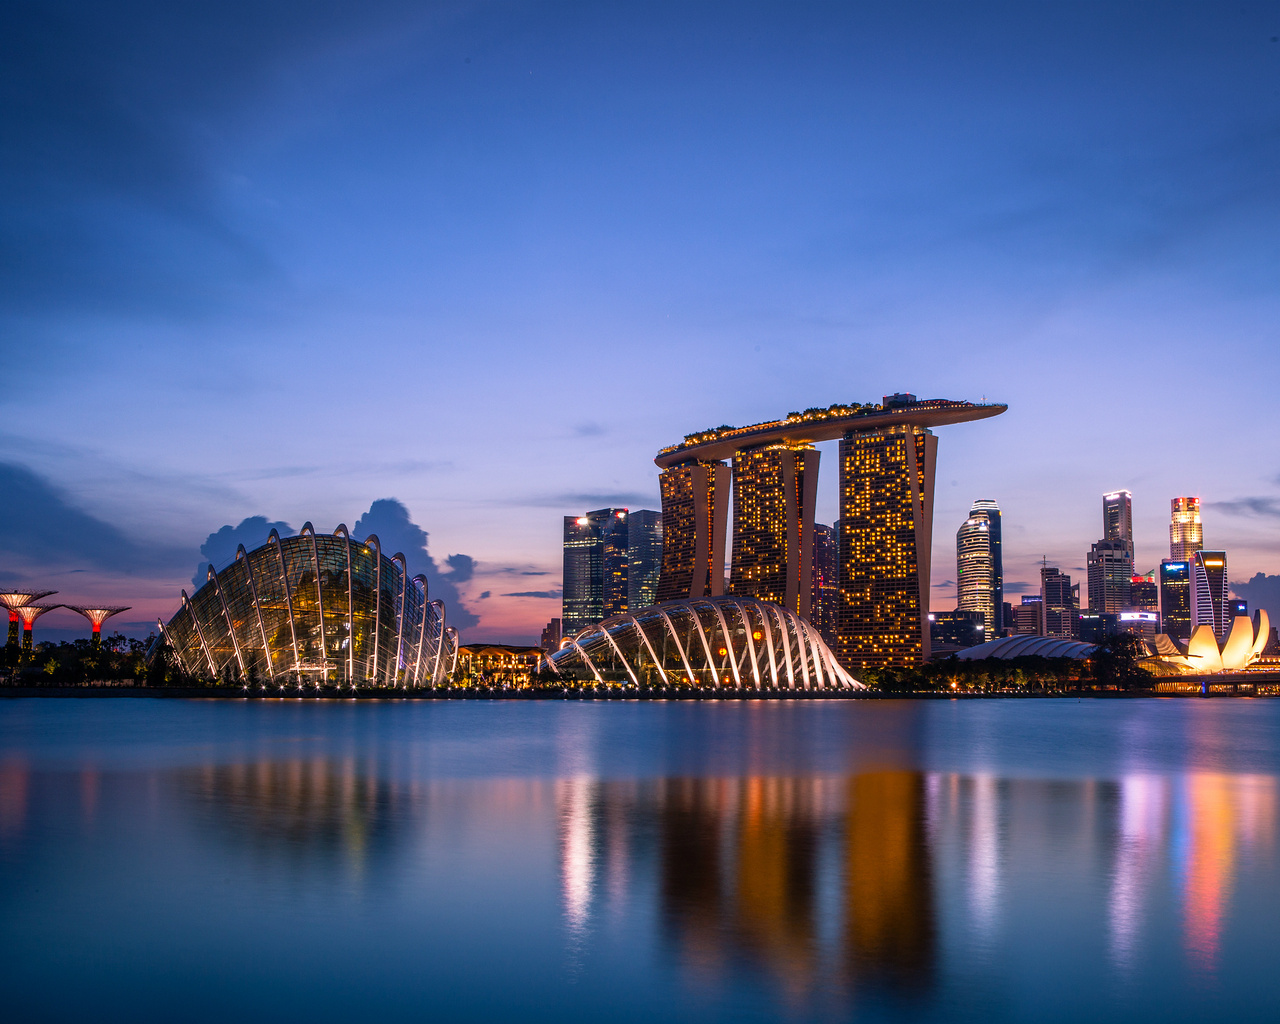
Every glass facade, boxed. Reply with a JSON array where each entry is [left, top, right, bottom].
[[835, 425, 937, 669], [1169, 496, 1203, 562], [729, 446, 818, 616], [159, 525, 457, 687], [810, 522, 838, 646], [956, 501, 1001, 635], [1159, 559, 1192, 643], [626, 510, 663, 611], [1191, 550, 1229, 640], [548, 596, 859, 690], [562, 508, 629, 635]]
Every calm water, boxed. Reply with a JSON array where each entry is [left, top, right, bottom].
[[1, 698, 1278, 1023]]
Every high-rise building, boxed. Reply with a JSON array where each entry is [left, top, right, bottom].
[[810, 522, 838, 645], [836, 425, 937, 668], [1226, 598, 1248, 624], [1169, 497, 1203, 562], [1129, 572, 1158, 614], [656, 461, 729, 601], [1013, 596, 1042, 635], [1087, 539, 1133, 613], [562, 508, 629, 635], [1103, 490, 1134, 548], [1040, 566, 1077, 639], [929, 610, 985, 652], [1190, 550, 1229, 640], [1159, 560, 1192, 643], [540, 618, 562, 651], [626, 510, 663, 610], [729, 445, 819, 616], [956, 500, 1002, 633]]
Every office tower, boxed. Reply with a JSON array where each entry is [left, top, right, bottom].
[[562, 508, 629, 635], [810, 522, 838, 645], [1129, 572, 1158, 614], [836, 425, 937, 668], [1002, 601, 1013, 632], [626, 510, 663, 610], [656, 461, 729, 601], [729, 445, 819, 616], [956, 500, 1002, 633], [930, 609, 985, 652], [540, 618, 562, 650], [1159, 560, 1192, 643], [1077, 613, 1118, 644], [1190, 550, 1229, 639], [1013, 596, 1042, 635], [1103, 490, 1134, 547], [1087, 539, 1133, 613], [1227, 598, 1248, 621], [1041, 566, 1077, 639], [1169, 497, 1203, 561]]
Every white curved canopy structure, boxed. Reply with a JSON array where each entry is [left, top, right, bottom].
[[546, 596, 862, 690]]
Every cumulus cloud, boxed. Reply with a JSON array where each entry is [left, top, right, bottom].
[[352, 498, 478, 630], [1233, 573, 1280, 615], [193, 516, 292, 588]]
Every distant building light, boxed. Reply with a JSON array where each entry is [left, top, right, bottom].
[[576, 517, 589, 525]]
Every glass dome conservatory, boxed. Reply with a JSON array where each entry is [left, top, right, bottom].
[[158, 524, 457, 687], [546, 596, 861, 690]]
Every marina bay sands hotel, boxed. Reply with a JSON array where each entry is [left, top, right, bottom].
[[653, 394, 1006, 669]]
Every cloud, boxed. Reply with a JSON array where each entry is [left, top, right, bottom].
[[352, 498, 478, 630], [1005, 581, 1035, 594], [193, 516, 293, 589], [933, 579, 955, 590], [521, 571, 549, 576], [515, 491, 659, 510], [0, 462, 185, 574], [502, 591, 561, 599], [572, 422, 607, 437], [479, 591, 491, 600], [1206, 497, 1280, 518], [1232, 573, 1280, 615]]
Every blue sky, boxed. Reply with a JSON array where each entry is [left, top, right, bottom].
[[2, 1, 1278, 642]]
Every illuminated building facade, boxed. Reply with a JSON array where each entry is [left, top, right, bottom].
[[654, 397, 1006, 669], [1040, 566, 1077, 639], [930, 609, 985, 652], [729, 445, 819, 616], [836, 425, 937, 668], [540, 617, 561, 650], [1013, 596, 1042, 635], [562, 508, 629, 634], [1190, 550, 1229, 639], [157, 524, 457, 686], [1104, 490, 1134, 549], [956, 500, 1001, 634], [626, 510, 663, 611], [1129, 572, 1158, 614], [1170, 496, 1204, 562], [810, 522, 838, 645], [656, 461, 729, 601], [1088, 539, 1133, 613], [1159, 560, 1192, 643]]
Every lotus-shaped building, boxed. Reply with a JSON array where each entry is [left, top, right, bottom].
[[157, 524, 457, 687], [546, 596, 861, 689], [1153, 610, 1271, 674]]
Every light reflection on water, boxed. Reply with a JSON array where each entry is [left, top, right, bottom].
[[0, 699, 1278, 1023]]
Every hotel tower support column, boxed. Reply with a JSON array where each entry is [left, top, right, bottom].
[[656, 461, 729, 601]]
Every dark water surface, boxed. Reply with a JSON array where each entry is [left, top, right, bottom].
[[1, 698, 1278, 1023]]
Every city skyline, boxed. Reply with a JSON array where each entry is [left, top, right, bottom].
[[3, 3, 1279, 645]]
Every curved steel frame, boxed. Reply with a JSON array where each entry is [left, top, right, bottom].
[[208, 566, 247, 681], [268, 529, 303, 685], [237, 544, 275, 683], [548, 597, 859, 690], [301, 523, 329, 683], [182, 590, 218, 678], [335, 525, 355, 686]]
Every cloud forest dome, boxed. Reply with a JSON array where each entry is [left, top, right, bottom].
[[547, 596, 861, 690], [158, 524, 457, 687]]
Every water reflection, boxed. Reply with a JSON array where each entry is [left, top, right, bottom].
[[558, 772, 935, 1005]]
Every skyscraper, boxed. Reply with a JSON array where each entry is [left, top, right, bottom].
[[1159, 560, 1191, 643], [1170, 497, 1203, 561], [1190, 550, 1229, 639], [1104, 490, 1133, 549], [810, 522, 838, 645], [656, 461, 729, 601], [956, 500, 1002, 633], [836, 425, 937, 668], [1040, 566, 1077, 639], [1089, 491, 1134, 614], [729, 445, 819, 616], [562, 508, 629, 635], [1088, 540, 1133, 613], [626, 510, 663, 610], [1129, 572, 1159, 614]]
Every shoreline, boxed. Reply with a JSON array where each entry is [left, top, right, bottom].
[[1, 685, 1272, 700]]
